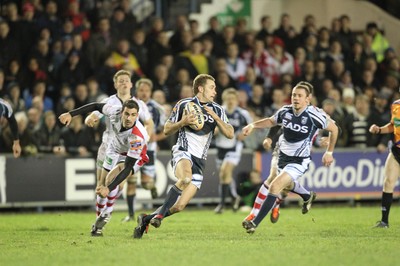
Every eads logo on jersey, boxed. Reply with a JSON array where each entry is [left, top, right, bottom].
[[129, 139, 142, 150]]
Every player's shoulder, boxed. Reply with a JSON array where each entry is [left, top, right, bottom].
[[307, 105, 327, 116]]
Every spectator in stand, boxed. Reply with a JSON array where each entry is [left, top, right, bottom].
[[365, 22, 390, 63], [235, 17, 248, 52], [87, 77, 107, 103], [371, 91, 391, 122], [325, 40, 345, 75], [145, 17, 164, 47], [337, 15, 356, 57], [255, 15, 272, 41], [358, 69, 379, 92], [34, 110, 65, 155], [316, 27, 331, 60], [361, 33, 377, 59], [60, 115, 95, 157], [130, 28, 149, 76], [216, 25, 237, 58], [110, 7, 132, 41], [30, 38, 52, 74], [238, 67, 258, 97], [201, 16, 221, 55], [215, 71, 236, 103], [18, 3, 38, 60], [293, 47, 306, 76], [346, 41, 367, 85], [303, 33, 319, 61], [248, 84, 267, 117], [225, 42, 247, 82], [329, 60, 346, 85], [148, 31, 171, 72], [55, 84, 73, 116], [36, 0, 63, 40], [73, 83, 89, 108], [265, 87, 286, 116], [344, 94, 389, 151], [189, 19, 201, 39], [27, 105, 43, 132], [20, 57, 47, 93], [0, 20, 20, 69], [330, 17, 341, 39], [169, 15, 189, 55], [25, 81, 53, 112], [242, 38, 279, 89], [176, 39, 210, 80], [294, 60, 316, 89], [342, 87, 356, 116], [60, 19, 75, 39], [273, 13, 296, 45], [57, 50, 88, 89], [271, 37, 296, 77], [153, 64, 176, 103], [174, 68, 192, 94], [4, 83, 25, 113], [4, 2, 21, 40], [321, 98, 346, 147], [299, 14, 317, 44], [86, 17, 115, 71], [4, 59, 23, 86], [119, 0, 138, 27], [110, 39, 144, 78]]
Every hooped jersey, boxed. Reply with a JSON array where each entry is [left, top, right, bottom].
[[169, 96, 229, 159], [102, 104, 149, 160], [390, 99, 400, 147], [215, 106, 252, 149], [274, 105, 328, 157], [93, 94, 151, 144], [146, 99, 166, 151], [0, 98, 13, 118]]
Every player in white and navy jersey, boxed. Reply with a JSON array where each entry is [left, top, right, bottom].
[[0, 98, 21, 158], [241, 81, 339, 234], [59, 99, 149, 237], [121, 78, 166, 222], [133, 74, 234, 239], [214, 88, 252, 214]]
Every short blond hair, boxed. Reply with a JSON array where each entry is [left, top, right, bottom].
[[113, 70, 131, 83], [135, 78, 153, 90], [221, 88, 238, 102]]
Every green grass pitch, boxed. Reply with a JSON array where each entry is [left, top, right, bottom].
[[0, 206, 399, 266]]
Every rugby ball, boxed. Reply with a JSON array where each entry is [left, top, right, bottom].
[[185, 102, 204, 130]]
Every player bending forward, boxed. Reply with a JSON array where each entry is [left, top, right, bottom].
[[59, 99, 149, 236]]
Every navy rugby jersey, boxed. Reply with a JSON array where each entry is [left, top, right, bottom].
[[169, 96, 229, 159], [215, 106, 252, 149], [274, 104, 328, 157]]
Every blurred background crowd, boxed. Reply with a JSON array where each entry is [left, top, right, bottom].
[[0, 0, 398, 157]]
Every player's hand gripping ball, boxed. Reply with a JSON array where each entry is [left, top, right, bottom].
[[185, 102, 205, 130]]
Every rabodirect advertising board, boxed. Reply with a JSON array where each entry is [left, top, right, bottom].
[[256, 149, 399, 199]]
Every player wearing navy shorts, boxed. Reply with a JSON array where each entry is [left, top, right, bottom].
[[133, 74, 234, 238], [241, 81, 339, 234]]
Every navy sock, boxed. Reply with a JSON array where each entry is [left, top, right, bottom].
[[253, 193, 278, 226], [381, 192, 393, 224], [127, 194, 135, 217], [158, 185, 182, 217], [220, 184, 230, 207]]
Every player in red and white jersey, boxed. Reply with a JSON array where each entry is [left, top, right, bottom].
[[59, 99, 149, 237]]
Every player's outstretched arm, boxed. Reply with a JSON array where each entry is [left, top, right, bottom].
[[243, 116, 275, 136], [59, 103, 106, 126], [369, 122, 393, 135]]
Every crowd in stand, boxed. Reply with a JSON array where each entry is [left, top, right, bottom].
[[0, 0, 398, 156]]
